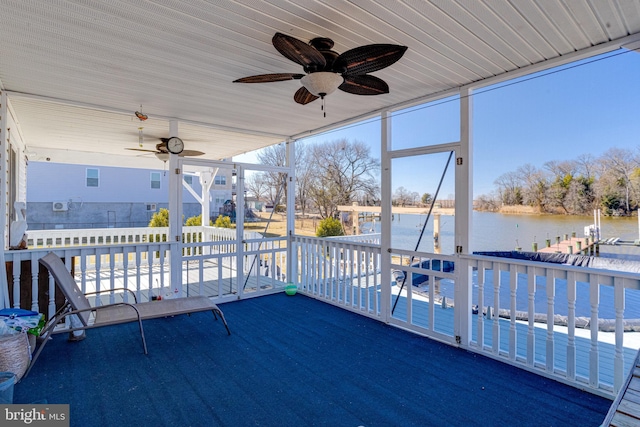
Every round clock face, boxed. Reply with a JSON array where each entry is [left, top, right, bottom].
[[167, 137, 184, 154]]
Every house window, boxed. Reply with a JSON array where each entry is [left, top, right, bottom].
[[214, 175, 226, 185], [184, 175, 193, 186], [86, 168, 99, 187], [151, 172, 161, 189]]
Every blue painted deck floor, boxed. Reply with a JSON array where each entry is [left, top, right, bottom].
[[15, 293, 612, 426]]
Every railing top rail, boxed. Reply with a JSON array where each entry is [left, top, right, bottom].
[[390, 247, 456, 261], [463, 252, 640, 287], [291, 234, 382, 251], [5, 242, 174, 258]]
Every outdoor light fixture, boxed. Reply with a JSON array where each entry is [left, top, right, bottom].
[[300, 72, 343, 97], [154, 152, 169, 162], [300, 72, 344, 117]]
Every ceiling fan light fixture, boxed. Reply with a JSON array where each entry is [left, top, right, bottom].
[[155, 152, 169, 162], [301, 72, 343, 97]]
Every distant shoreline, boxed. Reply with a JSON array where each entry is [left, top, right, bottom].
[[476, 205, 639, 217]]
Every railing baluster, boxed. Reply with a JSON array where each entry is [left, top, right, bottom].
[[492, 263, 501, 355], [135, 249, 142, 301], [30, 253, 39, 312], [614, 276, 624, 393], [477, 261, 485, 349], [526, 266, 536, 367], [566, 271, 576, 380], [109, 247, 116, 304], [122, 247, 130, 303], [80, 251, 88, 295], [589, 274, 600, 388], [546, 269, 555, 373], [11, 253, 22, 309], [509, 264, 517, 361], [94, 251, 102, 306]]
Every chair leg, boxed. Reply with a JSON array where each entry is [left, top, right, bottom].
[[212, 309, 231, 335], [136, 318, 148, 354], [23, 332, 53, 379]]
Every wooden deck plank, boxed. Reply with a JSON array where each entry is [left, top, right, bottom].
[[628, 377, 640, 393], [611, 411, 640, 427], [617, 399, 640, 418]]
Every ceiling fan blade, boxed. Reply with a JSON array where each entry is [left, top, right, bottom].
[[334, 44, 407, 75], [125, 148, 158, 153], [294, 86, 319, 105], [233, 73, 305, 83], [272, 32, 326, 71], [179, 150, 205, 157], [339, 75, 389, 95]]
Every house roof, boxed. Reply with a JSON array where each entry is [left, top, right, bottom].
[[1, 1, 639, 168]]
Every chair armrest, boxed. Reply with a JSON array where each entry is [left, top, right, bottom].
[[83, 288, 138, 303], [66, 301, 142, 319]]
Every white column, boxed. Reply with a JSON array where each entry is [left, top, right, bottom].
[[454, 87, 473, 347], [199, 170, 215, 225], [168, 120, 183, 296], [235, 164, 245, 298], [0, 92, 9, 308], [286, 140, 296, 283], [380, 111, 392, 322]]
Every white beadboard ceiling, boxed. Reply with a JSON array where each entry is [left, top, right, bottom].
[[1, 0, 639, 168]]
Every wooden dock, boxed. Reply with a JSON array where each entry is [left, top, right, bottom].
[[537, 236, 597, 255]]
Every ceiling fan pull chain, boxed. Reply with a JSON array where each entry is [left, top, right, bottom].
[[321, 95, 326, 118]]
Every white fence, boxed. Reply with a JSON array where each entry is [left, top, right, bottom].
[[26, 226, 242, 249], [291, 235, 640, 398], [6, 227, 286, 319], [7, 228, 640, 398]]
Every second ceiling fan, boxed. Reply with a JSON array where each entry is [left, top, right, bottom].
[[234, 32, 407, 114]]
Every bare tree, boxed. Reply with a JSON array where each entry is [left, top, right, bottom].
[[516, 163, 548, 211], [294, 143, 313, 216], [308, 139, 380, 218], [245, 172, 269, 201], [393, 186, 412, 206], [257, 143, 288, 207], [494, 171, 523, 205], [597, 147, 640, 214]]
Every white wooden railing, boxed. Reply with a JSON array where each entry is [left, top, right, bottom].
[[26, 226, 241, 249], [326, 233, 381, 245], [464, 254, 640, 397], [7, 228, 640, 397], [7, 227, 286, 318], [4, 244, 172, 319], [291, 235, 640, 398]]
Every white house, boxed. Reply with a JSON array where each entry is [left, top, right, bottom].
[[26, 162, 234, 229]]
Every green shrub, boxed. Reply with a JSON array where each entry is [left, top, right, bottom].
[[149, 208, 169, 227], [214, 215, 232, 228], [185, 214, 213, 226], [316, 217, 344, 237]]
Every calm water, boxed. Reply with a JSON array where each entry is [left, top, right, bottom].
[[363, 212, 640, 318], [381, 211, 640, 253]]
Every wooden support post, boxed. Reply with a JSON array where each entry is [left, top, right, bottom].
[[433, 213, 441, 254]]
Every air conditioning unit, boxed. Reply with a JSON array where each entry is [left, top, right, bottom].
[[146, 203, 157, 212], [52, 201, 68, 212]]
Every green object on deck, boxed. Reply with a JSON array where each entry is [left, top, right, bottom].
[[285, 284, 297, 296]]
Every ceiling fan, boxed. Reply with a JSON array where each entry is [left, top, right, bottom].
[[234, 32, 407, 115], [126, 137, 205, 160]]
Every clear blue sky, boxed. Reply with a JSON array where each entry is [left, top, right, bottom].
[[236, 48, 640, 199]]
